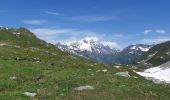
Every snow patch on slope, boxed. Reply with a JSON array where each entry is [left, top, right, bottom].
[[138, 46, 149, 52], [136, 61, 170, 84]]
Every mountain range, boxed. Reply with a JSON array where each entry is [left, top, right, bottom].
[[114, 44, 153, 64], [56, 37, 119, 63], [56, 38, 152, 64]]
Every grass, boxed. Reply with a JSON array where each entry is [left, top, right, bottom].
[[0, 46, 170, 100], [0, 28, 170, 100]]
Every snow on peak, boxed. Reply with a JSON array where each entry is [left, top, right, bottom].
[[130, 45, 151, 52], [84, 37, 98, 42], [130, 46, 136, 50], [138, 46, 149, 52], [56, 37, 119, 53], [79, 40, 92, 52]]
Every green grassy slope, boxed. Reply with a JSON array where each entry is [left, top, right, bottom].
[[0, 27, 170, 100]]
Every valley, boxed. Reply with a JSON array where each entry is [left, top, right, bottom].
[[0, 27, 170, 100]]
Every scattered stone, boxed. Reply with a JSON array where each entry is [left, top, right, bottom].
[[166, 52, 170, 55], [96, 70, 101, 72], [74, 85, 95, 91], [133, 76, 138, 79], [115, 71, 130, 77], [12, 32, 20, 35], [114, 66, 121, 69], [119, 85, 126, 87], [35, 61, 40, 63], [10, 76, 17, 80], [102, 69, 107, 72], [90, 64, 94, 66], [131, 66, 137, 69], [23, 92, 37, 97], [0, 43, 7, 46], [88, 69, 92, 71]]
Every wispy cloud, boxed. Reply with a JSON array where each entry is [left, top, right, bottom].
[[143, 29, 166, 34], [44, 11, 63, 16], [22, 20, 47, 25], [144, 29, 152, 34], [142, 37, 170, 44], [102, 41, 118, 48], [31, 28, 75, 35], [67, 15, 118, 22], [155, 29, 166, 34], [30, 28, 95, 43], [30, 27, 119, 48]]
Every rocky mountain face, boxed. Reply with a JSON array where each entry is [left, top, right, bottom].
[[56, 37, 119, 63], [56, 38, 152, 64], [114, 44, 153, 64]]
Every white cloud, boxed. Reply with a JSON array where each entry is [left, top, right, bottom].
[[67, 15, 118, 22], [142, 38, 170, 44], [30, 27, 119, 48], [22, 20, 47, 25], [144, 29, 152, 34], [102, 41, 118, 48], [30, 28, 74, 44], [30, 28, 96, 44], [31, 28, 75, 35], [144, 29, 166, 34], [44, 11, 63, 16], [155, 29, 166, 34]]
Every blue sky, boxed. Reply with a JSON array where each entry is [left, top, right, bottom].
[[0, 0, 170, 49]]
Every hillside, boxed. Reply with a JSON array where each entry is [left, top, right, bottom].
[[0, 27, 170, 100], [0, 27, 48, 47], [113, 44, 152, 64], [137, 41, 170, 67]]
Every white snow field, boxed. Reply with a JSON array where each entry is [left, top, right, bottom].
[[136, 61, 170, 84]]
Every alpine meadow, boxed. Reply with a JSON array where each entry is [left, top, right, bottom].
[[0, 0, 170, 100]]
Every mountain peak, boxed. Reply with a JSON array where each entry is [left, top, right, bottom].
[[83, 37, 98, 42], [128, 44, 152, 52], [56, 37, 119, 63]]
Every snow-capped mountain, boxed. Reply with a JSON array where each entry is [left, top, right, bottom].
[[113, 44, 153, 64], [56, 37, 119, 63], [56, 38, 153, 64], [122, 44, 152, 55]]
